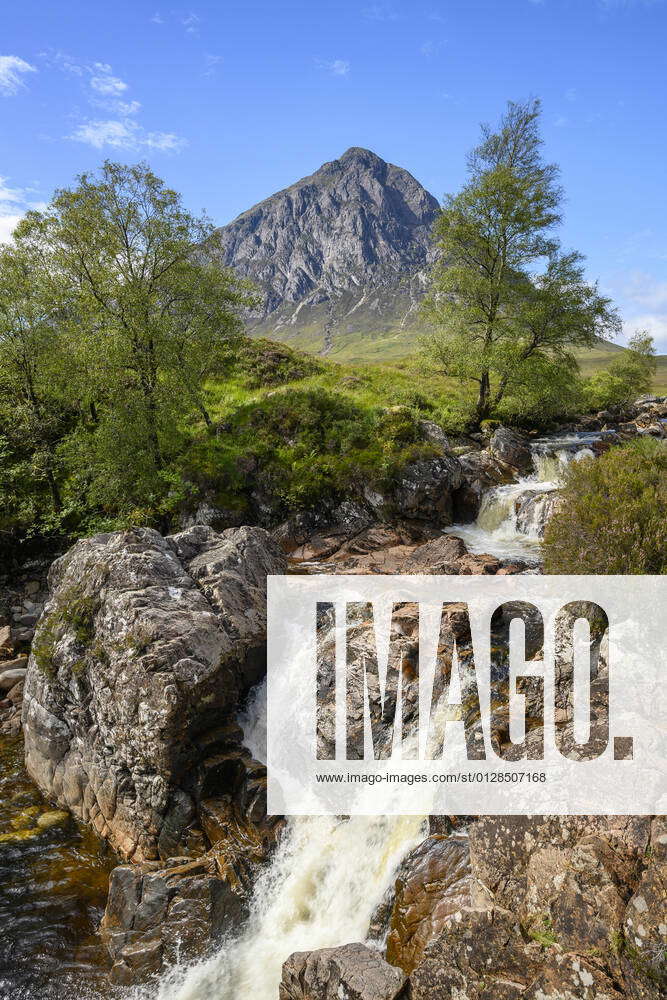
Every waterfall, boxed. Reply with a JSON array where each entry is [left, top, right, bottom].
[[447, 437, 598, 563], [146, 680, 426, 1000]]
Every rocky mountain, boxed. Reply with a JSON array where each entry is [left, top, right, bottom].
[[213, 147, 440, 355]]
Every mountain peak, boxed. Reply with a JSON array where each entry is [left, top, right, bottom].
[[214, 149, 440, 350]]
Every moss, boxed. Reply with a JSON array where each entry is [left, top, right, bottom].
[[526, 915, 559, 948], [32, 585, 100, 678]]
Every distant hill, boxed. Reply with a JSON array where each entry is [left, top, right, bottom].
[[214, 147, 667, 386], [213, 146, 439, 354]]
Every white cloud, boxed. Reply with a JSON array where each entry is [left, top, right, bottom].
[[317, 59, 350, 76], [48, 57, 186, 153], [565, 87, 577, 101], [203, 53, 222, 78], [70, 118, 186, 152], [0, 177, 46, 243], [90, 63, 128, 96], [182, 12, 200, 34], [613, 272, 667, 353], [151, 12, 164, 23], [554, 115, 569, 127], [363, 3, 399, 19], [421, 40, 440, 56], [599, 0, 664, 9], [623, 314, 667, 352], [0, 55, 36, 96]]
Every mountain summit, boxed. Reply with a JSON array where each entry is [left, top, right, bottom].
[[214, 147, 440, 354]]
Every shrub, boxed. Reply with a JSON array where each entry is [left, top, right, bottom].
[[543, 439, 667, 574]]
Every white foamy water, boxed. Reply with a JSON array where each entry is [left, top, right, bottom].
[[145, 679, 426, 1000], [447, 434, 601, 564]]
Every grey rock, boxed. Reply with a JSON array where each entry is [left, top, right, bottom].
[[391, 455, 464, 524], [418, 420, 450, 452], [22, 525, 286, 861], [214, 147, 440, 350], [489, 427, 533, 473], [280, 942, 407, 1000], [0, 667, 27, 691], [101, 860, 249, 985]]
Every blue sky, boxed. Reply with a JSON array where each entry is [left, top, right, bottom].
[[1, 0, 666, 349]]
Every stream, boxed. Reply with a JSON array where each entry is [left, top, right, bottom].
[[0, 430, 608, 1000], [446, 431, 609, 564]]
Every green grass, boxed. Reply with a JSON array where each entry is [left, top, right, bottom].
[[259, 325, 667, 391]]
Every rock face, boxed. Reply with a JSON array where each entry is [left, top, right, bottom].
[[101, 859, 250, 985], [402, 815, 664, 1000], [280, 943, 408, 1000], [214, 147, 440, 350], [22, 525, 286, 861]]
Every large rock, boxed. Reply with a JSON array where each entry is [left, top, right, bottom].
[[101, 858, 250, 985], [22, 525, 286, 861], [489, 426, 533, 473], [280, 943, 407, 1000], [454, 447, 514, 521], [390, 455, 464, 524], [385, 835, 474, 973]]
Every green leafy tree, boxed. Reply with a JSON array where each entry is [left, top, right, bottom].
[[543, 438, 666, 574], [584, 331, 657, 410], [0, 241, 69, 522], [16, 161, 253, 510], [422, 99, 620, 424]]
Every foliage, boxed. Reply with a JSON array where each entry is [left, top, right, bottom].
[[422, 99, 620, 424], [0, 161, 250, 548], [543, 438, 667, 574], [583, 331, 657, 410]]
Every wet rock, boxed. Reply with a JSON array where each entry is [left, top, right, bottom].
[[391, 455, 464, 525], [515, 490, 562, 538], [454, 448, 513, 521], [280, 942, 407, 1000], [101, 858, 250, 985], [22, 525, 286, 861], [385, 835, 474, 973], [35, 809, 72, 832], [489, 427, 533, 473]]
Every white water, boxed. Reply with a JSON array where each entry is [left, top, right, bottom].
[[447, 433, 603, 564], [147, 680, 426, 1000]]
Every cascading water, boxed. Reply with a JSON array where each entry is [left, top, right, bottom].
[[447, 433, 605, 564], [144, 679, 426, 1000]]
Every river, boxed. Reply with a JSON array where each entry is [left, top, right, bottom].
[[0, 431, 605, 1000]]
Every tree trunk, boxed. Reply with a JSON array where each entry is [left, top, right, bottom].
[[475, 371, 491, 423]]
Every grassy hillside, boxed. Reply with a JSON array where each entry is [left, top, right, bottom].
[[261, 325, 667, 390]]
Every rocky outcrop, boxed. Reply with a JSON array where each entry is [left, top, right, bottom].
[[399, 815, 663, 1000], [22, 525, 286, 861], [280, 943, 407, 1000], [214, 147, 440, 348], [101, 858, 250, 985], [489, 426, 533, 473]]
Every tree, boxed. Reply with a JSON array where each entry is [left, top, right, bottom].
[[543, 438, 666, 574], [0, 241, 69, 519], [584, 331, 657, 410], [16, 162, 252, 493], [422, 99, 620, 424]]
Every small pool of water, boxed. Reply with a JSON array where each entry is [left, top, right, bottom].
[[0, 735, 119, 1000]]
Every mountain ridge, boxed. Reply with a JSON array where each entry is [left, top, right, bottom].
[[213, 146, 441, 353]]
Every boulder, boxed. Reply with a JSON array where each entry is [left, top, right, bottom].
[[280, 943, 407, 1000], [418, 420, 450, 452], [454, 448, 513, 521], [489, 427, 533, 474], [0, 667, 27, 691], [22, 525, 286, 861], [385, 835, 474, 973], [391, 455, 464, 524], [101, 859, 249, 985]]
